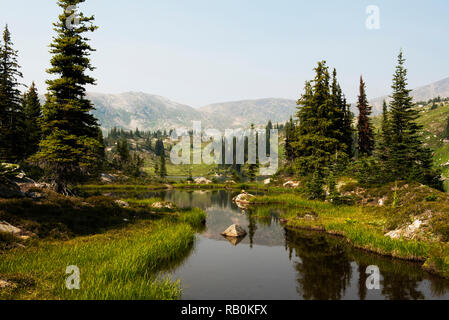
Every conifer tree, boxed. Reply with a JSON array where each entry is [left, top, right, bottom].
[[33, 0, 102, 193], [388, 51, 440, 188], [284, 116, 296, 161], [376, 100, 391, 163], [340, 95, 354, 159], [294, 62, 342, 176], [0, 25, 24, 162], [356, 76, 374, 157], [22, 82, 42, 158], [159, 153, 167, 178]]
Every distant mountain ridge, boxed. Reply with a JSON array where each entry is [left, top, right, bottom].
[[38, 77, 449, 131], [369, 77, 449, 114], [87, 93, 298, 131]]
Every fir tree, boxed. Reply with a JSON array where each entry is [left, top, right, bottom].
[[32, 0, 102, 193], [356, 76, 374, 157], [376, 100, 391, 164], [22, 82, 42, 158], [388, 50, 440, 188], [246, 124, 259, 181], [284, 116, 296, 161], [159, 153, 167, 178], [294, 62, 343, 176], [0, 25, 24, 162]]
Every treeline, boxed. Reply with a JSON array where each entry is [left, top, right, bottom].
[[0, 26, 43, 164], [104, 127, 168, 178], [283, 51, 441, 199], [0, 0, 105, 194]]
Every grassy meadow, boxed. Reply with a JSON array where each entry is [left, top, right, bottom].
[[0, 190, 206, 300]]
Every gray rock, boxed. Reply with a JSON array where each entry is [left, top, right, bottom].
[[0, 179, 25, 199], [0, 221, 22, 236], [114, 200, 130, 208], [221, 224, 247, 238]]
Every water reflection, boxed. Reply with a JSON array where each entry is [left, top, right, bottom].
[[102, 189, 449, 300]]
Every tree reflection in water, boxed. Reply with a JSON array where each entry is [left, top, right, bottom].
[[286, 230, 352, 300]]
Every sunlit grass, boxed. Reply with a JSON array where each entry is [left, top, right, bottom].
[[0, 220, 197, 300], [250, 193, 449, 277]]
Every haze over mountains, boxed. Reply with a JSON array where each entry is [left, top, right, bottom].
[[83, 77, 449, 131]]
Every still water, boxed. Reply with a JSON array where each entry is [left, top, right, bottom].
[[119, 189, 449, 300]]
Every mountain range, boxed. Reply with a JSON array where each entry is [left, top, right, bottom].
[[68, 76, 449, 131]]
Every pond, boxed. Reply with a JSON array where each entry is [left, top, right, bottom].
[[112, 189, 449, 300]]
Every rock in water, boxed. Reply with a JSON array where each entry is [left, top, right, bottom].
[[221, 224, 247, 238]]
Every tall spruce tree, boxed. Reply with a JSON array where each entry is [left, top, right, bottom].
[[356, 76, 374, 157], [376, 100, 391, 163], [22, 82, 42, 158], [284, 116, 296, 161], [294, 62, 345, 176], [388, 51, 440, 188], [33, 0, 102, 193], [342, 96, 354, 159], [0, 25, 24, 162]]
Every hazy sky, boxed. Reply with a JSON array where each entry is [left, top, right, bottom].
[[1, 0, 448, 107]]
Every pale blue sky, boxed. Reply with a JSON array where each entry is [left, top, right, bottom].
[[1, 0, 448, 106]]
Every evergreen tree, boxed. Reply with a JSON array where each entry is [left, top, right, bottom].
[[246, 124, 259, 181], [284, 116, 296, 161], [266, 120, 273, 156], [0, 25, 24, 162], [159, 153, 167, 178], [294, 62, 343, 176], [356, 76, 374, 157], [388, 51, 440, 188], [22, 82, 42, 158], [155, 138, 164, 156], [376, 100, 391, 164], [32, 0, 102, 193]]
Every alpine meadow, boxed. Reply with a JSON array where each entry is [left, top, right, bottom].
[[2, 0, 449, 307]]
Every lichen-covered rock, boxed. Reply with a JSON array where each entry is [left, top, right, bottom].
[[0, 280, 15, 289], [221, 224, 247, 238], [194, 177, 213, 185], [233, 192, 255, 204], [283, 181, 300, 188], [0, 178, 25, 199], [385, 219, 425, 240], [151, 202, 176, 210], [114, 200, 130, 208], [0, 221, 22, 236]]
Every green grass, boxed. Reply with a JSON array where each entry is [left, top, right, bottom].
[[250, 191, 449, 277], [0, 191, 207, 300], [0, 220, 195, 300]]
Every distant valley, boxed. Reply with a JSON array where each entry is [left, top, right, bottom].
[[43, 76, 449, 131]]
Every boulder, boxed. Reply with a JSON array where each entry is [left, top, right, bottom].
[[100, 173, 118, 183], [151, 202, 176, 210], [221, 224, 247, 238], [0, 179, 25, 199], [194, 177, 212, 185], [232, 192, 255, 204], [385, 219, 424, 240], [0, 280, 15, 289], [283, 181, 300, 188], [0, 221, 22, 236], [26, 192, 44, 200], [114, 200, 130, 208]]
